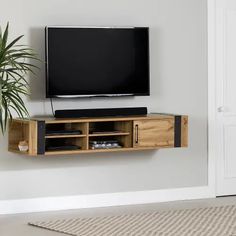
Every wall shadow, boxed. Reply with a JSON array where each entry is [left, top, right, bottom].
[[28, 26, 46, 101]]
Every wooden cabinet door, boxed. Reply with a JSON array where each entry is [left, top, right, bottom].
[[133, 119, 174, 148]]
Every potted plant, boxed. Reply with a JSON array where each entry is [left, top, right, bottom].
[[0, 23, 38, 134]]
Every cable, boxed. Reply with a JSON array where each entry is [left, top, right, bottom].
[[50, 98, 55, 117]]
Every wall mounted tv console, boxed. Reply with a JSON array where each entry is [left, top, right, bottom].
[[8, 114, 188, 156]]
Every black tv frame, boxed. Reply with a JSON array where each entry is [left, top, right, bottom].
[[45, 26, 150, 98]]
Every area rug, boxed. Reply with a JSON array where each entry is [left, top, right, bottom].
[[29, 205, 236, 236]]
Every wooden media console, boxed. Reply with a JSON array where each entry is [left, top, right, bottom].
[[8, 114, 188, 156]]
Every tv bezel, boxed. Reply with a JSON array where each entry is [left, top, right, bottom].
[[45, 26, 150, 98]]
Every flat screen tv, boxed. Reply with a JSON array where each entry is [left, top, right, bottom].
[[45, 26, 150, 98]]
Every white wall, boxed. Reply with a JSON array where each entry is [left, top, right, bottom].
[[0, 0, 207, 200]]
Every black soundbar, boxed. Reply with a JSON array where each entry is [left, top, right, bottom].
[[55, 107, 147, 118]]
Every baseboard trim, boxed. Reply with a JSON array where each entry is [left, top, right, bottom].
[[0, 185, 215, 215]]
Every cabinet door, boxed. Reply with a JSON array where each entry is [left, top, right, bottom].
[[133, 119, 174, 148]]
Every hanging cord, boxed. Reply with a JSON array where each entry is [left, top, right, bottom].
[[50, 98, 55, 117]]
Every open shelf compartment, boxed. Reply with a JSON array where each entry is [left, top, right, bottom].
[[45, 122, 89, 152], [8, 120, 30, 154], [88, 120, 133, 149], [45, 122, 88, 138], [45, 136, 87, 152]]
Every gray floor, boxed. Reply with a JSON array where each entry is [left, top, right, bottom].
[[1, 196, 236, 236]]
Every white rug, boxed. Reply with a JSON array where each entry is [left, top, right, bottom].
[[29, 205, 236, 236]]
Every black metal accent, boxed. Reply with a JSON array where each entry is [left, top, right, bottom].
[[174, 116, 181, 147], [37, 121, 45, 154]]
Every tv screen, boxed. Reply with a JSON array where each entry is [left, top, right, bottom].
[[46, 26, 150, 98]]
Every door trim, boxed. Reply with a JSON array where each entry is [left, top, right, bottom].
[[208, 0, 217, 196]]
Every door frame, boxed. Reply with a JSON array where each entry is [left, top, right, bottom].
[[208, 0, 217, 196]]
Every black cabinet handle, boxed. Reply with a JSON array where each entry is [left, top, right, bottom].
[[135, 124, 139, 144]]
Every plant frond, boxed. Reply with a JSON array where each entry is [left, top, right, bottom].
[[0, 23, 39, 134]]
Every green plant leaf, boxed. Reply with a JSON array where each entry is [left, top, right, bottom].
[[0, 23, 39, 134], [1, 23, 9, 49]]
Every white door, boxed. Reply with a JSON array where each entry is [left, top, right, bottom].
[[215, 0, 236, 196]]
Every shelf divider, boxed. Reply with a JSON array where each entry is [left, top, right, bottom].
[[89, 132, 130, 137]]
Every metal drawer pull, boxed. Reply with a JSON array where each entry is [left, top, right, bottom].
[[135, 124, 139, 144]]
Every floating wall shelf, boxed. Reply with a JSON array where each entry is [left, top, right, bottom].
[[8, 114, 188, 156]]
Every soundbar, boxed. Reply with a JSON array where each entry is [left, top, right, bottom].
[[55, 107, 147, 118]]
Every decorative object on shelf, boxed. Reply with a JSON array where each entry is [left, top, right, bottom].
[[46, 145, 81, 151], [46, 129, 82, 136], [89, 140, 122, 149], [0, 23, 38, 134], [18, 140, 28, 152]]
